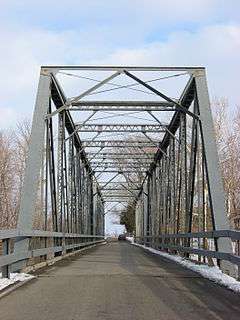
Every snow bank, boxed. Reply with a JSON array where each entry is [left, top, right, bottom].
[[126, 236, 134, 243], [0, 273, 35, 291], [131, 242, 240, 293]]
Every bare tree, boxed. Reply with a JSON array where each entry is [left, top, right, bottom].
[[212, 98, 240, 228], [0, 131, 16, 228], [12, 119, 31, 219], [0, 120, 31, 228]]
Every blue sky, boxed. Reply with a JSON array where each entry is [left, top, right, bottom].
[[1, 0, 240, 234], [1, 0, 240, 129]]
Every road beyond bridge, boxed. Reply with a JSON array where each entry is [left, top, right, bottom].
[[0, 241, 239, 320]]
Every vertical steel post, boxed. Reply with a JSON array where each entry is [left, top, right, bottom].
[[2, 239, 10, 278], [13, 70, 51, 271], [195, 70, 235, 275]]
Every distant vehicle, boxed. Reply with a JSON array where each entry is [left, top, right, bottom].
[[118, 234, 126, 241]]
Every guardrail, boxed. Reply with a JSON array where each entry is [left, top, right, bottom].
[[134, 230, 240, 276], [0, 229, 105, 279]]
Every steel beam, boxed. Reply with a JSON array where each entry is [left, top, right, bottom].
[[90, 160, 152, 165], [124, 70, 198, 119], [72, 100, 174, 107], [82, 140, 158, 148], [42, 66, 204, 71], [195, 71, 234, 274], [51, 74, 92, 173], [104, 200, 129, 203], [13, 71, 51, 272], [75, 123, 167, 133], [99, 181, 142, 186], [86, 152, 156, 156], [92, 162, 151, 168], [101, 188, 140, 191], [69, 100, 175, 111], [103, 195, 135, 198], [69, 106, 175, 112], [94, 169, 147, 173]]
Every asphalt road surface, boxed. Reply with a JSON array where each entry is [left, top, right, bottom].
[[0, 241, 240, 320]]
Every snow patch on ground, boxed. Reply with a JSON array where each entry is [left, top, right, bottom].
[[0, 273, 35, 291], [131, 241, 240, 293], [126, 236, 134, 243]]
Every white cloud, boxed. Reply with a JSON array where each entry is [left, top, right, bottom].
[[97, 24, 240, 106], [0, 19, 239, 129]]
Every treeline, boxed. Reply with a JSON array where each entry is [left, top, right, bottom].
[[213, 98, 240, 228], [0, 120, 30, 228]]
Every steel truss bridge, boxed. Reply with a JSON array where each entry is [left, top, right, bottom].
[[1, 65, 240, 288]]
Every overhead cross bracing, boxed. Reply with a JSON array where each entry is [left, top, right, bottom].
[[36, 66, 196, 235], [75, 123, 167, 132], [42, 66, 231, 242], [3, 64, 236, 280], [91, 161, 153, 166], [68, 100, 176, 111], [81, 140, 158, 148], [86, 152, 156, 157]]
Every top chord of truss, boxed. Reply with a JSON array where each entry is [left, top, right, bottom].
[[42, 65, 205, 72]]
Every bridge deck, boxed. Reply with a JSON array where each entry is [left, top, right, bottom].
[[0, 242, 239, 320]]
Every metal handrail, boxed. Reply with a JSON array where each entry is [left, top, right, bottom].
[[0, 231, 105, 278], [135, 230, 240, 240], [134, 230, 240, 269]]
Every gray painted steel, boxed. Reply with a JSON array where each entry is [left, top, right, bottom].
[[195, 71, 234, 273], [1, 65, 238, 280], [42, 65, 205, 71], [18, 73, 51, 231], [12, 73, 51, 273]]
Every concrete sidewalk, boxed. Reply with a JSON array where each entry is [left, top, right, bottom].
[[0, 242, 239, 320]]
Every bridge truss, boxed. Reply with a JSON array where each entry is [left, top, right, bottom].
[[1, 66, 240, 278]]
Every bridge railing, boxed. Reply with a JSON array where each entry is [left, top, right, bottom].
[[135, 230, 240, 277], [0, 230, 105, 278]]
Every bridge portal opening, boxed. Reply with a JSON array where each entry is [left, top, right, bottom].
[[12, 66, 234, 276]]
